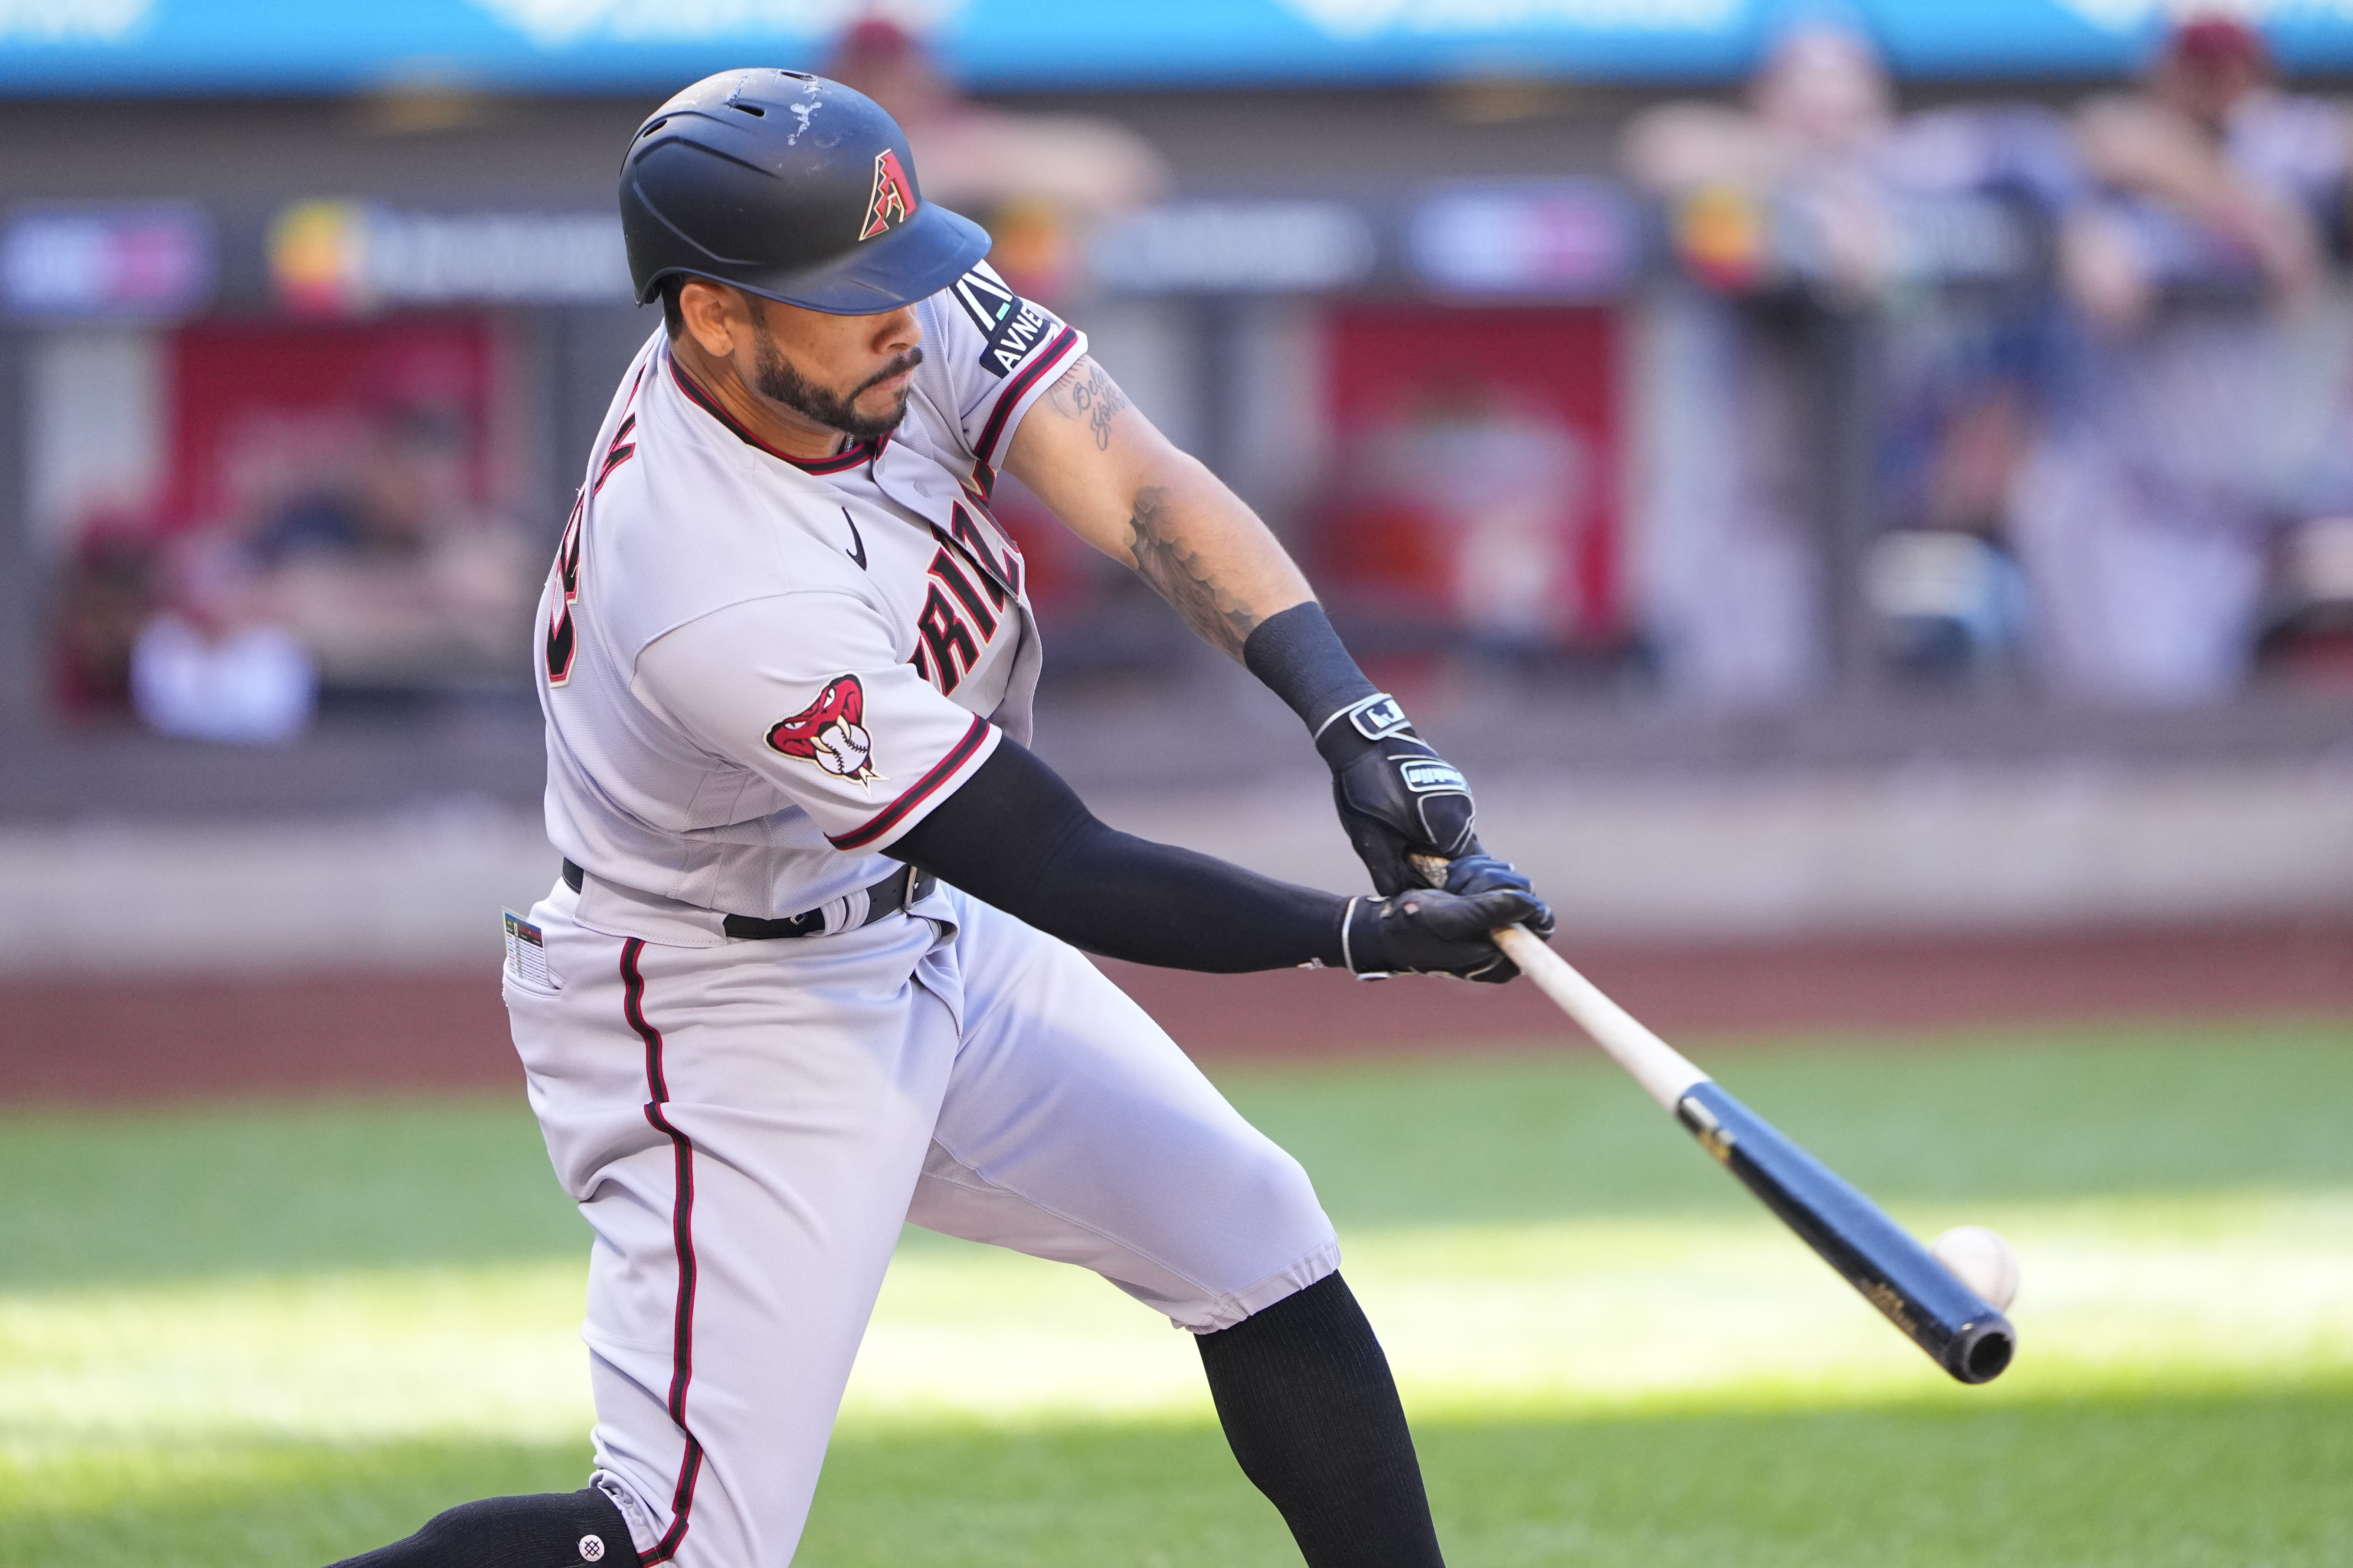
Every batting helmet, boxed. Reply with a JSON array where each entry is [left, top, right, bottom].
[[618, 68, 989, 315]]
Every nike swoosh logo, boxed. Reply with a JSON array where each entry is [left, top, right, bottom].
[[842, 508, 868, 570]]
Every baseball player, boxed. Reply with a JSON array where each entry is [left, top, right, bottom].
[[330, 69, 1548, 1568]]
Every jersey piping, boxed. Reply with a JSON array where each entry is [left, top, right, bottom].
[[827, 713, 992, 850], [973, 325, 1080, 465], [622, 939, 706, 1564]]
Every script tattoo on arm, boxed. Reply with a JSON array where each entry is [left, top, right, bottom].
[[1127, 486, 1261, 656], [1047, 357, 1132, 450]]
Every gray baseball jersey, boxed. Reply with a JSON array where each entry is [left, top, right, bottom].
[[537, 259, 1082, 938]]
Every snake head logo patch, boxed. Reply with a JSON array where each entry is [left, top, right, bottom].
[[858, 149, 916, 242], [766, 675, 884, 791]]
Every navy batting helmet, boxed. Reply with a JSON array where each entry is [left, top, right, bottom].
[[618, 68, 989, 315]]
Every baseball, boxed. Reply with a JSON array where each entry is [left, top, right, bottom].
[[1930, 1225, 2020, 1311]]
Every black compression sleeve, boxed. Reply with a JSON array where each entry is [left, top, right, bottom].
[[1242, 601, 1381, 733], [888, 739, 1350, 973]]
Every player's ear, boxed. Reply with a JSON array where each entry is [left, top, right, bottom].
[[678, 279, 743, 360]]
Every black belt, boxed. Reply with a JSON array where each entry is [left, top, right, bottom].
[[561, 859, 933, 940]]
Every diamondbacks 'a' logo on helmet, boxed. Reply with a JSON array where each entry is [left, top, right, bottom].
[[766, 675, 884, 789], [858, 150, 916, 242]]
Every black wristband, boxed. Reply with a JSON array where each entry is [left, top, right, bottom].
[[1242, 602, 1380, 735]]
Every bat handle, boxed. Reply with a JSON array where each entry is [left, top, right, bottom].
[[1410, 851, 1706, 1113], [1493, 926, 1709, 1112]]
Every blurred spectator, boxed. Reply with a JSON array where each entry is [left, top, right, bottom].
[[50, 506, 317, 744], [130, 531, 314, 744], [1620, 21, 2075, 701], [1308, 304, 1621, 674], [240, 404, 535, 696], [1618, 22, 1888, 707], [1623, 22, 1899, 303], [42, 313, 537, 733], [48, 514, 157, 715], [2061, 17, 2335, 328], [2255, 512, 2353, 686], [826, 19, 1166, 302], [1864, 307, 2059, 683], [2012, 15, 2353, 702], [1331, 382, 1595, 663]]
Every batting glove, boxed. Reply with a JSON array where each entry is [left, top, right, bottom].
[[1343, 885, 1549, 983], [1441, 853, 1556, 941], [1317, 693, 1482, 897]]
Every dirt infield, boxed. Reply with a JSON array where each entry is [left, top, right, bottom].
[[5, 916, 2349, 1105]]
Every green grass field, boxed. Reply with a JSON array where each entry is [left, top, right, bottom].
[[7, 1020, 2352, 1565]]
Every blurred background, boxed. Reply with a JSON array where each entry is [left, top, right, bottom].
[[6, 0, 2353, 1003], [7, 6, 2353, 1566]]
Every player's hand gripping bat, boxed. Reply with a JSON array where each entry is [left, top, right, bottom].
[[1414, 856, 2016, 1384]]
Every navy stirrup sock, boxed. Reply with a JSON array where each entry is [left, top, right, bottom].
[[1196, 1272, 1446, 1568], [327, 1487, 641, 1568]]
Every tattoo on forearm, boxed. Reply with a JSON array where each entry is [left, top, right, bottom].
[[1048, 358, 1132, 451], [1044, 358, 1261, 655], [1126, 486, 1261, 656]]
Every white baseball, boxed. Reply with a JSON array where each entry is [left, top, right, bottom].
[[1930, 1225, 2020, 1311]]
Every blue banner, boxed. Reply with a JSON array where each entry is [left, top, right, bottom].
[[0, 0, 2348, 95]]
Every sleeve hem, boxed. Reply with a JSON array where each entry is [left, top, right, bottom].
[[827, 716, 999, 851], [972, 325, 1084, 465]]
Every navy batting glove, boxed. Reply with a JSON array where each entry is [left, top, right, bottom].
[[1344, 886, 1546, 983], [1317, 694, 1479, 896], [1441, 853, 1555, 942]]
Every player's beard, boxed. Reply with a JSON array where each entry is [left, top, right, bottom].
[[753, 327, 921, 445]]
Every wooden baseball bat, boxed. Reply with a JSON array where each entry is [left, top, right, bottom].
[[1491, 923, 2016, 1384]]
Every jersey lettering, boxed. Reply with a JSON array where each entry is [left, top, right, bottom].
[[593, 414, 638, 495], [965, 456, 998, 503], [927, 548, 1000, 639], [548, 401, 644, 686], [947, 502, 1018, 599], [916, 585, 980, 695], [544, 492, 585, 686]]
